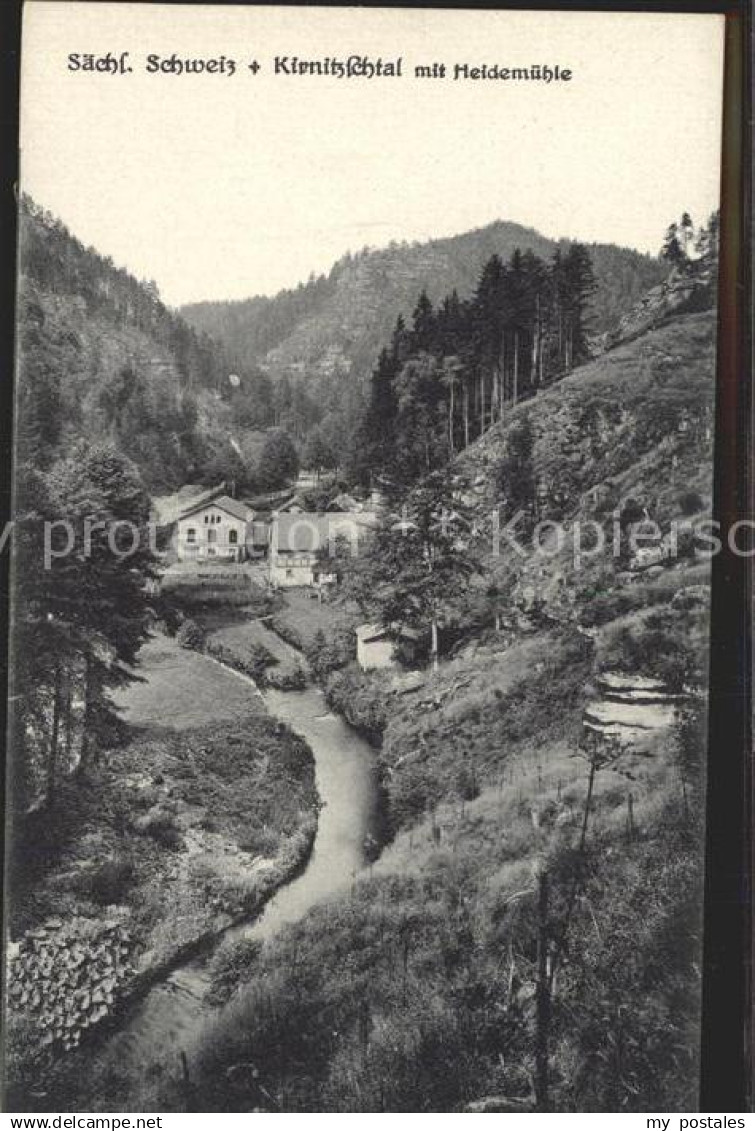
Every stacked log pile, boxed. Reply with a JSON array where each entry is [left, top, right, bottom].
[[8, 917, 135, 1054]]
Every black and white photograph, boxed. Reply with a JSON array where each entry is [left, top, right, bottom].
[[4, 1, 738, 1115]]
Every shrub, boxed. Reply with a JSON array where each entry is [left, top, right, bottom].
[[601, 609, 704, 691], [305, 627, 355, 679], [579, 580, 678, 627], [677, 489, 704, 516], [176, 618, 206, 651], [239, 826, 281, 856], [75, 856, 135, 905], [143, 812, 183, 850], [151, 593, 183, 636], [269, 615, 303, 650], [266, 665, 306, 691], [240, 642, 279, 684], [677, 527, 698, 560], [205, 639, 278, 686], [325, 665, 389, 741], [618, 497, 647, 527], [207, 937, 263, 1005], [455, 765, 480, 802]]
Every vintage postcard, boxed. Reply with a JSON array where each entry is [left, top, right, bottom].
[[5, 1, 730, 1115]]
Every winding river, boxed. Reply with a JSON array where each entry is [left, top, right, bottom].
[[73, 652, 382, 1109]]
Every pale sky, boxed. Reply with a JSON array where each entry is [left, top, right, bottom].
[[20, 3, 725, 308]]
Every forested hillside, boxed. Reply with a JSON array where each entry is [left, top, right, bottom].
[[181, 221, 665, 434], [17, 200, 667, 494], [16, 196, 276, 493], [178, 304, 718, 1115]]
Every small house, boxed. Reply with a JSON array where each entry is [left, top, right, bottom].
[[356, 623, 423, 671], [356, 623, 397, 670], [269, 511, 378, 588], [176, 495, 253, 562]]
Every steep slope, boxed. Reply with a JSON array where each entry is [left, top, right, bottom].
[[181, 221, 665, 403], [181, 306, 715, 1113], [16, 197, 253, 494]]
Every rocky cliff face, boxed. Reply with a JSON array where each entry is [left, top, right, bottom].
[[605, 262, 716, 348], [182, 222, 665, 396], [450, 306, 716, 648]]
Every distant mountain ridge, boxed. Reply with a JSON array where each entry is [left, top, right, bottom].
[[181, 220, 666, 406]]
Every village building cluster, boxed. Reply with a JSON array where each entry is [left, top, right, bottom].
[[162, 478, 380, 590]]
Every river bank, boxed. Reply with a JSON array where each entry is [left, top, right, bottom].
[[10, 608, 383, 1113], [175, 617, 703, 1114], [6, 632, 320, 1110]]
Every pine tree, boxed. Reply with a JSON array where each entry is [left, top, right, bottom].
[[304, 426, 336, 481], [560, 244, 596, 368], [410, 290, 435, 352], [661, 222, 686, 269], [353, 347, 399, 485], [257, 429, 299, 489], [679, 212, 695, 258], [346, 469, 477, 671], [496, 412, 537, 528]]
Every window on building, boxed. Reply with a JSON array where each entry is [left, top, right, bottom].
[[229, 529, 238, 544], [207, 528, 217, 543], [187, 528, 196, 542], [204, 515, 209, 524]]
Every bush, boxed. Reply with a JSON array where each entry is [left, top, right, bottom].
[[455, 765, 480, 802], [266, 665, 306, 691], [207, 937, 263, 1005], [205, 639, 278, 686], [677, 489, 704, 516], [75, 856, 135, 905], [143, 812, 183, 850], [269, 615, 303, 651], [305, 627, 355, 679], [238, 642, 279, 685], [176, 618, 206, 651], [151, 593, 183, 636], [601, 608, 704, 691], [325, 665, 389, 741], [579, 579, 678, 627]]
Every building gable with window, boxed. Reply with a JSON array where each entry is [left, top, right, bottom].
[[176, 495, 253, 562], [269, 510, 378, 587]]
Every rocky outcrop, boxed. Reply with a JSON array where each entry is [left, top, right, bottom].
[[606, 263, 715, 349], [583, 672, 684, 748]]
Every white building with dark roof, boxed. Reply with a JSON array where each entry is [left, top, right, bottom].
[[269, 511, 377, 587], [176, 495, 254, 562]]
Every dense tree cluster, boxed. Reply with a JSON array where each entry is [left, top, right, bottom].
[[19, 195, 230, 392], [661, 210, 720, 273], [183, 269, 340, 371], [353, 244, 596, 486], [183, 225, 665, 471], [10, 443, 156, 833], [16, 196, 285, 493], [345, 469, 478, 669], [256, 429, 300, 490]]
